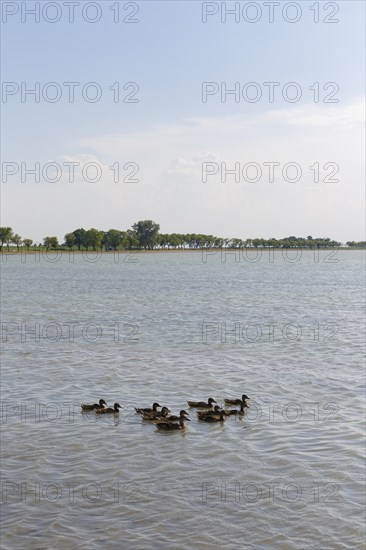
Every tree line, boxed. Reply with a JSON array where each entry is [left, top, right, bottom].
[[0, 222, 364, 252]]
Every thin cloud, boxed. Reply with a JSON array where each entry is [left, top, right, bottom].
[[269, 99, 365, 128], [79, 99, 364, 159]]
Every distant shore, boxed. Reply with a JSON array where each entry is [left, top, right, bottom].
[[1, 246, 364, 255]]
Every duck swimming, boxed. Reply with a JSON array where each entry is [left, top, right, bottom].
[[95, 403, 122, 414], [199, 410, 226, 423], [141, 406, 170, 421], [157, 410, 190, 423], [224, 394, 250, 406], [81, 399, 107, 411], [187, 397, 217, 408], [197, 406, 223, 419], [135, 403, 161, 415], [225, 401, 248, 415], [156, 412, 190, 431]]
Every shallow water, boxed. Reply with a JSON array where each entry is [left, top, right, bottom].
[[1, 249, 365, 549]]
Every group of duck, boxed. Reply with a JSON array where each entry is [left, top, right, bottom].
[[81, 394, 250, 431]]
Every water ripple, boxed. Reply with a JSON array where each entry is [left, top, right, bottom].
[[1, 251, 364, 549]]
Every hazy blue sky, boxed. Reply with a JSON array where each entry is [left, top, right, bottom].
[[1, 0, 365, 242]]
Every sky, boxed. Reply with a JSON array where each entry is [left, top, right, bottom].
[[1, 0, 365, 243]]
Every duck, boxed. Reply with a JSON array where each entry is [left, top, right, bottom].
[[134, 403, 161, 415], [81, 399, 107, 411], [225, 401, 248, 415], [187, 397, 217, 408], [156, 413, 190, 431], [141, 406, 170, 421], [197, 406, 223, 419], [157, 410, 190, 423], [95, 403, 122, 414], [199, 410, 226, 423], [224, 394, 250, 406]]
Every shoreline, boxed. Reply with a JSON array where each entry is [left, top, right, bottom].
[[1, 246, 364, 256]]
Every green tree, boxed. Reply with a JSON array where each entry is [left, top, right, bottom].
[[84, 228, 103, 251], [268, 238, 278, 248], [72, 228, 86, 250], [64, 233, 76, 249], [43, 236, 59, 250], [119, 231, 129, 249], [230, 238, 243, 248], [0, 227, 13, 251], [305, 236, 314, 248], [168, 233, 180, 249], [132, 220, 160, 249], [12, 233, 22, 251], [185, 234, 196, 248], [252, 238, 262, 248], [23, 239, 33, 250], [105, 229, 123, 251], [158, 233, 169, 249], [214, 237, 224, 248], [205, 235, 216, 248], [127, 229, 140, 250]]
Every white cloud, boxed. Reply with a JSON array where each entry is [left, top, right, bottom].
[[268, 98, 365, 129], [4, 100, 364, 241], [164, 153, 221, 179], [79, 99, 365, 159]]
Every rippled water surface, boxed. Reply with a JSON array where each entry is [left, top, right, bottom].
[[1, 250, 365, 549]]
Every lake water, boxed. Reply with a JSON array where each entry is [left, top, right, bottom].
[[1, 249, 365, 549]]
